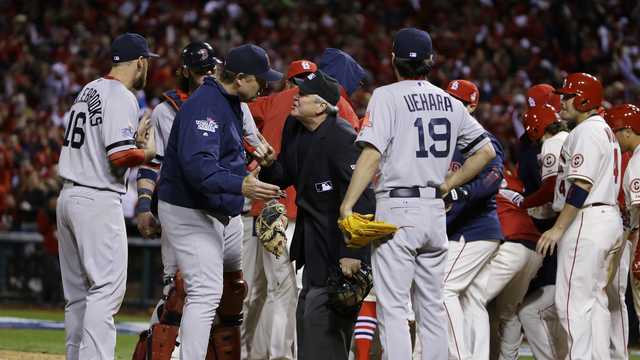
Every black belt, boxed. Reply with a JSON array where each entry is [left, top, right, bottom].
[[205, 210, 231, 226], [64, 180, 121, 194], [389, 186, 441, 199], [583, 202, 610, 208]]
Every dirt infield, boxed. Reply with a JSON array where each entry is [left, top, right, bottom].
[[0, 350, 64, 360]]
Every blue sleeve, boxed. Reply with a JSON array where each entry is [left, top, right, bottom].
[[177, 109, 244, 195], [446, 137, 505, 223]]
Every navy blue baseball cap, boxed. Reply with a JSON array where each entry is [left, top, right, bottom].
[[225, 44, 282, 82], [392, 28, 433, 60], [111, 33, 159, 63], [296, 70, 340, 106]]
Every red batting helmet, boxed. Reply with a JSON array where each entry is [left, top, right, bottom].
[[526, 84, 561, 112], [523, 104, 560, 141], [555, 72, 603, 112], [446, 79, 479, 107], [604, 104, 640, 134]]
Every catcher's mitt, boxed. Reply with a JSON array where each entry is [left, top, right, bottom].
[[255, 200, 288, 258], [338, 213, 398, 248], [326, 262, 373, 315]]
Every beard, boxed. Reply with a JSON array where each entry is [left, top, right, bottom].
[[133, 71, 147, 91]]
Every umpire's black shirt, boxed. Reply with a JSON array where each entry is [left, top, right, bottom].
[[260, 114, 375, 287]]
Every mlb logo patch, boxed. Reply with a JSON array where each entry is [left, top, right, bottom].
[[315, 180, 333, 192], [196, 117, 219, 133]]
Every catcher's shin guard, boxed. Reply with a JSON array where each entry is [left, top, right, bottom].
[[132, 330, 150, 360], [132, 272, 186, 360], [205, 270, 248, 360]]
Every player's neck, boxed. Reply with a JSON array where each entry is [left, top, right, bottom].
[[106, 68, 135, 90], [575, 110, 598, 124]]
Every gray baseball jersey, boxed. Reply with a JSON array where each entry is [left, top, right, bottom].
[[356, 80, 490, 192], [58, 77, 139, 193]]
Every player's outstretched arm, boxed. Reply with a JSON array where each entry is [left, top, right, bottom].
[[442, 142, 496, 194], [340, 144, 381, 219], [537, 179, 592, 256]]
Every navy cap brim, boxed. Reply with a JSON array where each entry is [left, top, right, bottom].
[[146, 52, 160, 58], [256, 68, 283, 82]]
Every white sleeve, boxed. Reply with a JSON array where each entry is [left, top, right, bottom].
[[103, 89, 139, 156], [540, 137, 562, 180], [356, 87, 394, 153], [241, 102, 261, 148], [150, 103, 172, 165], [626, 160, 640, 207], [566, 126, 602, 185], [456, 109, 490, 158]]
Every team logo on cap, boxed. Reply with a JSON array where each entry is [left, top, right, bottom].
[[113, 56, 120, 61], [301, 61, 312, 70], [528, 96, 536, 107], [409, 52, 417, 58], [450, 81, 459, 90], [198, 48, 209, 61], [631, 178, 640, 193], [571, 153, 584, 168]]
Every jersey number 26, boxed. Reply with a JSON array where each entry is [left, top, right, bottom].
[[414, 117, 451, 158], [63, 110, 86, 149]]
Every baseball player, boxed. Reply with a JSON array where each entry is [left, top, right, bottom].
[[604, 104, 640, 359], [131, 41, 268, 359], [339, 28, 496, 360], [56, 33, 158, 360], [537, 73, 623, 359], [156, 44, 283, 359], [442, 79, 505, 360]]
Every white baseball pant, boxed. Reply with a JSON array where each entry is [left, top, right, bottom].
[[443, 238, 499, 360], [607, 237, 631, 360], [373, 196, 449, 360], [555, 205, 622, 360], [241, 215, 297, 360], [463, 242, 542, 360], [158, 201, 243, 360], [519, 285, 568, 360], [56, 184, 127, 360]]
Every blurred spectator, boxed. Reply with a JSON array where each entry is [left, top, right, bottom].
[[0, 0, 639, 233]]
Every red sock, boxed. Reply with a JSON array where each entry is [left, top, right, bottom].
[[354, 301, 377, 360]]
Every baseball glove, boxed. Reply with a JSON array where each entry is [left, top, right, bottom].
[[338, 213, 398, 248], [326, 262, 374, 315], [255, 200, 288, 258]]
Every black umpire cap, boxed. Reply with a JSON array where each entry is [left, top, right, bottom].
[[296, 70, 340, 106], [111, 33, 159, 63], [181, 41, 222, 72]]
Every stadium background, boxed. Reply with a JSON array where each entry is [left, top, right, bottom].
[[0, 0, 640, 358]]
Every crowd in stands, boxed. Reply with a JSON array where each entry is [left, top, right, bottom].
[[0, 0, 639, 238]]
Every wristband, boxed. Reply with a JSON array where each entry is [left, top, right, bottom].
[[137, 168, 158, 182], [566, 183, 589, 208], [135, 196, 152, 215]]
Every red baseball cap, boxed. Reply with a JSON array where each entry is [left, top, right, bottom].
[[526, 84, 561, 112], [605, 104, 640, 134], [286, 60, 317, 80], [446, 80, 479, 107]]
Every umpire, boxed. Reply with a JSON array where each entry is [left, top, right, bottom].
[[258, 70, 375, 359]]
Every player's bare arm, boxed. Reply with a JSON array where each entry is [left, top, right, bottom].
[[537, 178, 592, 256], [339, 144, 381, 219], [440, 141, 496, 195]]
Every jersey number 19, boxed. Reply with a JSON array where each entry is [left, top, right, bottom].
[[414, 117, 451, 158]]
